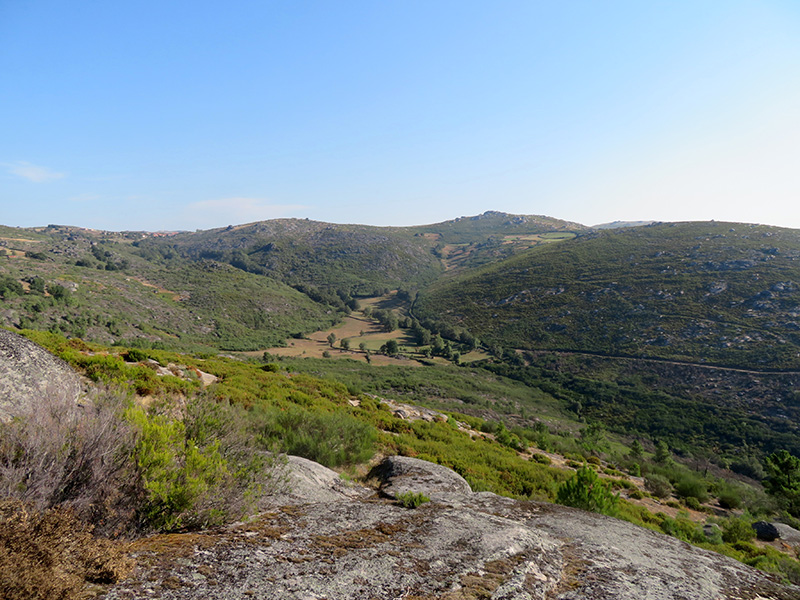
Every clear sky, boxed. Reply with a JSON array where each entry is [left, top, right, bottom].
[[2, 1, 800, 231]]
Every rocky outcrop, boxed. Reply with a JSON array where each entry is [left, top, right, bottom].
[[753, 521, 781, 542], [371, 455, 473, 501], [0, 329, 84, 420], [103, 457, 799, 600]]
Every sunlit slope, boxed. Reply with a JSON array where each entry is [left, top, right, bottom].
[[416, 221, 800, 369], [139, 219, 445, 294], [0, 226, 338, 351]]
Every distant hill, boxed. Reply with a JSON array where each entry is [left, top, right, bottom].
[[410, 210, 587, 243], [415, 221, 800, 370], [136, 212, 586, 293], [0, 225, 338, 351], [0, 212, 585, 351]]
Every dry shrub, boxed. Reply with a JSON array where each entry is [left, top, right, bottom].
[[0, 500, 133, 600], [0, 389, 141, 536]]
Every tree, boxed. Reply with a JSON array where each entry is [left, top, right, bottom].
[[326, 333, 337, 348], [340, 339, 350, 351], [432, 334, 445, 355], [765, 450, 800, 516], [381, 340, 399, 356], [654, 440, 672, 464], [628, 440, 644, 460], [556, 466, 619, 516]]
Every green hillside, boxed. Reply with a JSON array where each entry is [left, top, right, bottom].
[[0, 226, 337, 351], [416, 221, 800, 370], [137, 219, 445, 296]]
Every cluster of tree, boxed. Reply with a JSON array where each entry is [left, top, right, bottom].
[[292, 283, 359, 314], [0, 275, 24, 298], [77, 243, 130, 271]]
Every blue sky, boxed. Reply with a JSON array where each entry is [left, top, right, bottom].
[[2, 1, 800, 231]]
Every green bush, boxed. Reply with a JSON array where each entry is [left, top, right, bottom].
[[684, 496, 702, 511], [722, 516, 756, 544], [254, 405, 376, 468], [659, 515, 705, 543], [531, 453, 552, 465], [645, 474, 672, 498], [396, 491, 431, 508], [717, 486, 743, 510], [673, 474, 709, 503], [127, 396, 278, 532], [556, 465, 619, 516], [123, 348, 149, 362]]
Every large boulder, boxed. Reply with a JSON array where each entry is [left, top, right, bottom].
[[258, 455, 371, 507], [753, 521, 781, 541], [105, 457, 799, 600], [370, 455, 473, 501], [774, 522, 800, 546], [0, 329, 84, 420]]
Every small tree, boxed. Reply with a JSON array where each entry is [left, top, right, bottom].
[[556, 465, 619, 516], [381, 339, 399, 356], [765, 450, 800, 516], [340, 339, 350, 351], [628, 440, 644, 460], [326, 333, 337, 348], [654, 440, 672, 464]]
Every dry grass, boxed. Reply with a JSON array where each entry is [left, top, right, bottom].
[[0, 500, 133, 600]]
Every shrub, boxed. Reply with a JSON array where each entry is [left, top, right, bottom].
[[396, 491, 431, 509], [123, 348, 149, 362], [253, 405, 376, 468], [556, 466, 619, 516], [673, 474, 709, 503], [684, 496, 702, 511], [127, 395, 279, 532], [530, 453, 552, 465], [0, 500, 133, 600], [717, 487, 743, 510], [645, 474, 672, 498], [722, 516, 756, 544], [658, 514, 705, 543], [0, 390, 139, 535]]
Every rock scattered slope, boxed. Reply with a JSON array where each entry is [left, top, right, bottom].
[[104, 457, 798, 600]]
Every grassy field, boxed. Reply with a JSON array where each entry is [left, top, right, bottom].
[[250, 292, 488, 366]]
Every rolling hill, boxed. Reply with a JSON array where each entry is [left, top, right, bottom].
[[415, 221, 800, 370]]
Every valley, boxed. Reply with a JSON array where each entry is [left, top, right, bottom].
[[3, 212, 800, 592]]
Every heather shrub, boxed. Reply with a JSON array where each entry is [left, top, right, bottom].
[[721, 516, 756, 544], [530, 453, 552, 465], [645, 474, 673, 498], [0, 500, 132, 600], [0, 389, 139, 535], [127, 395, 281, 532]]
